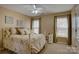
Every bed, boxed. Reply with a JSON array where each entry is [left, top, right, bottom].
[[2, 27, 46, 54]]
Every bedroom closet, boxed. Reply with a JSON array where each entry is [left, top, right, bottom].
[[53, 14, 72, 45], [75, 5, 79, 46]]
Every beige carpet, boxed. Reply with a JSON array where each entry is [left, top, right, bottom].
[[0, 43, 79, 54], [40, 43, 78, 54]]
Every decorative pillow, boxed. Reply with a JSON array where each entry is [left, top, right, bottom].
[[19, 29, 25, 35], [5, 29, 11, 35], [11, 28, 16, 34], [24, 29, 31, 35], [3, 28, 11, 38], [16, 28, 22, 34]]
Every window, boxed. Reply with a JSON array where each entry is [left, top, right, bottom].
[[32, 18, 40, 34], [56, 16, 68, 37]]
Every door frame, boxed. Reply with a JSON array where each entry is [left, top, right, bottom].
[[53, 14, 72, 45]]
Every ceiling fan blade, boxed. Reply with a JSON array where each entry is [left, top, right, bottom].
[[33, 4, 37, 9]]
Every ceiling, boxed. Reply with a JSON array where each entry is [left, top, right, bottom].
[[0, 4, 74, 16]]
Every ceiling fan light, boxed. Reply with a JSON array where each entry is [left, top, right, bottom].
[[32, 10, 38, 14], [35, 10, 38, 14], [32, 10, 35, 13], [32, 4, 42, 15]]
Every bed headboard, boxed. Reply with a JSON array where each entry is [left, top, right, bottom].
[[2, 27, 32, 38]]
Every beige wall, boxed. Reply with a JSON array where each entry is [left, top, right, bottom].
[[0, 7, 31, 49], [0, 7, 31, 28], [41, 15, 54, 35]]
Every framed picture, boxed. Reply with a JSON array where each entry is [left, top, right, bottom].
[[17, 20, 26, 27], [5, 16, 14, 24]]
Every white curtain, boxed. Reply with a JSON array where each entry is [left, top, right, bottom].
[[32, 19, 39, 34], [56, 16, 68, 37]]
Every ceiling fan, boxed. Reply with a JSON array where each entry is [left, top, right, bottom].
[[32, 4, 43, 15]]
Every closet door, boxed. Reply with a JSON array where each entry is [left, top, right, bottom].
[[75, 14, 79, 42]]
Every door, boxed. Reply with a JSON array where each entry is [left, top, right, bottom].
[[75, 13, 79, 43]]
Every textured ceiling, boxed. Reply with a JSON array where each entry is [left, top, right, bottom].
[[0, 4, 74, 16]]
